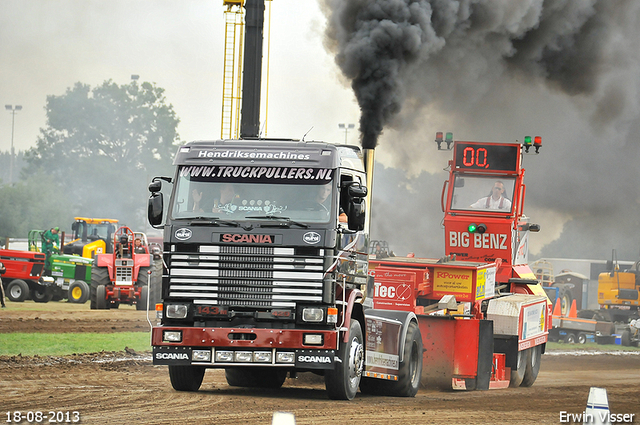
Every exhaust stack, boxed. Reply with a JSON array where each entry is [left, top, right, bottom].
[[363, 148, 375, 233]]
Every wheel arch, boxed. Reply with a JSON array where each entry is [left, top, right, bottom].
[[340, 288, 364, 343], [363, 308, 419, 363]]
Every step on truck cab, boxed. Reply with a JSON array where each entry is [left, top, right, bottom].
[[148, 139, 396, 399]]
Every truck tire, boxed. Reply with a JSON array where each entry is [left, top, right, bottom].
[[68, 280, 90, 304], [565, 333, 576, 344], [168, 365, 206, 392], [359, 321, 423, 397], [6, 279, 29, 302], [325, 319, 364, 400], [621, 330, 631, 347], [90, 267, 110, 309], [225, 368, 287, 388], [136, 285, 148, 311], [521, 345, 542, 387], [96, 285, 108, 310], [32, 286, 53, 303], [509, 349, 527, 388]]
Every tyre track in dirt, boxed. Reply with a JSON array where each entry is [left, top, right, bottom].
[[1, 302, 639, 424]]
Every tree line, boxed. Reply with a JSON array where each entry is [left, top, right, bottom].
[[0, 79, 180, 241]]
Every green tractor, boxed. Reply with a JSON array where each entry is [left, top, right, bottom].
[[28, 230, 93, 303]]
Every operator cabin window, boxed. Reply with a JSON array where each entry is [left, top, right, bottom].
[[450, 176, 515, 212]]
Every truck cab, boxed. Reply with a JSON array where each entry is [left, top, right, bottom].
[[148, 139, 373, 399]]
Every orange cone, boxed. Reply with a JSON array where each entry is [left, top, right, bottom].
[[568, 299, 577, 318], [553, 298, 562, 317]]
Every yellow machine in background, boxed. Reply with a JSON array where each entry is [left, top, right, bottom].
[[598, 263, 640, 318], [62, 217, 119, 259]]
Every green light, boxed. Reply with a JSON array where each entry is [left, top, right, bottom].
[[445, 132, 453, 143], [524, 136, 532, 146], [468, 223, 477, 233]]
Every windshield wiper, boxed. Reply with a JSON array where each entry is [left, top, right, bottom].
[[245, 215, 309, 228], [187, 216, 241, 227]]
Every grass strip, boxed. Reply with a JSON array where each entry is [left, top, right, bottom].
[[546, 342, 639, 351], [0, 332, 151, 356]]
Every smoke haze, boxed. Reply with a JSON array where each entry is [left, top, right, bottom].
[[321, 0, 640, 261]]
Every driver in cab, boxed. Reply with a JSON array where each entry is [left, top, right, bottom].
[[316, 185, 347, 223], [470, 181, 512, 210]]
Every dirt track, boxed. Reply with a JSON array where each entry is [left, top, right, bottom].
[[1, 302, 639, 425]]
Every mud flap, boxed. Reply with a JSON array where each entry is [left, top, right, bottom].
[[295, 350, 335, 370], [470, 320, 493, 390]]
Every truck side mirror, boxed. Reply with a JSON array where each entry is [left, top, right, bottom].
[[149, 180, 162, 193], [347, 183, 367, 198], [148, 192, 164, 227], [71, 222, 78, 232], [344, 182, 367, 231], [348, 198, 366, 231]]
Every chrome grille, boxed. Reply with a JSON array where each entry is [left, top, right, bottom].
[[168, 245, 325, 307], [115, 259, 133, 283]]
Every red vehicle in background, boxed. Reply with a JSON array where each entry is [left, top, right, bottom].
[[90, 226, 161, 310], [0, 248, 52, 302]]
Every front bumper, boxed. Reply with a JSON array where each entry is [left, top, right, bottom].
[[152, 326, 338, 370]]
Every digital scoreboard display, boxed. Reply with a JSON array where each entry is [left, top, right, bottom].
[[454, 143, 519, 172]]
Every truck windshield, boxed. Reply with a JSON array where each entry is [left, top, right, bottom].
[[450, 175, 515, 212], [170, 165, 337, 224]]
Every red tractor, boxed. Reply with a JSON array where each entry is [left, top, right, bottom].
[[0, 248, 53, 302], [90, 226, 160, 310]]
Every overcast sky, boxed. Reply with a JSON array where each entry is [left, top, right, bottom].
[[3, 0, 640, 260], [0, 0, 362, 154]]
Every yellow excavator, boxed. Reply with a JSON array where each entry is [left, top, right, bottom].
[[597, 259, 640, 323]]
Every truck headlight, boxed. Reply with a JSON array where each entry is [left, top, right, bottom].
[[215, 350, 233, 362], [192, 350, 211, 362], [253, 351, 272, 363], [163, 331, 182, 342], [303, 334, 323, 345], [276, 352, 295, 363], [166, 304, 188, 319], [234, 351, 253, 362], [302, 307, 324, 322]]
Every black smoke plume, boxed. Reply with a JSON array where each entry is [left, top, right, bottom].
[[322, 0, 627, 148], [321, 0, 640, 261]]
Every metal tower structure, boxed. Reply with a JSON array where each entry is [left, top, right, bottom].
[[221, 0, 245, 139]]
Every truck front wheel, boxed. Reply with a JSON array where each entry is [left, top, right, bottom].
[[325, 319, 364, 400], [168, 365, 206, 391]]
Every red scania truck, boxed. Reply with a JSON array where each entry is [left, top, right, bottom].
[[147, 135, 549, 399]]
